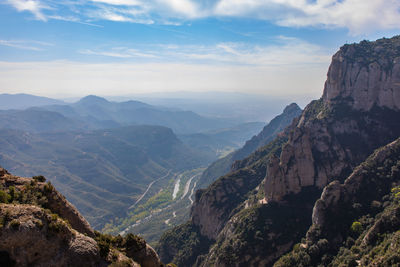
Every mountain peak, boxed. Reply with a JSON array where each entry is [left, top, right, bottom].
[[283, 102, 301, 114], [322, 35, 400, 111], [77, 95, 109, 105]]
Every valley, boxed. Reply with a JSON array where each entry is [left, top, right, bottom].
[[110, 168, 205, 246], [0, 93, 270, 246]]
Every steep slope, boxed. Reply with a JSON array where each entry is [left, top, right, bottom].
[[0, 168, 161, 266], [197, 103, 301, 189], [0, 125, 210, 229], [275, 137, 400, 266], [157, 36, 400, 266]]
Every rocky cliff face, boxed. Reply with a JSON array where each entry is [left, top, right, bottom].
[[0, 168, 161, 267], [312, 137, 400, 243], [265, 37, 400, 202], [191, 136, 286, 240], [274, 137, 400, 266], [158, 36, 400, 267], [322, 36, 400, 111]]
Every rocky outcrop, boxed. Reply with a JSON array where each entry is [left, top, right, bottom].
[[191, 136, 286, 240], [311, 137, 400, 243], [0, 170, 94, 237], [0, 204, 104, 267], [126, 244, 161, 267], [44, 189, 95, 237], [274, 137, 400, 266], [265, 37, 400, 202], [322, 36, 400, 111], [192, 167, 266, 240], [0, 168, 161, 267]]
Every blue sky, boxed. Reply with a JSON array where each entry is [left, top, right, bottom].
[[0, 0, 400, 101]]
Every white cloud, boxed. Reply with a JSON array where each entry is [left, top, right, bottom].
[[0, 39, 53, 51], [6, 0, 50, 21], [156, 0, 200, 18], [5, 0, 400, 33], [214, 0, 400, 34]]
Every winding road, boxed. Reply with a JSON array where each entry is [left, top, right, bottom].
[[128, 169, 172, 210]]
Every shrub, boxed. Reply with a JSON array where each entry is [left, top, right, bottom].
[[124, 233, 146, 252], [351, 221, 363, 235], [8, 186, 16, 202], [0, 190, 10, 203], [98, 239, 110, 258], [32, 175, 46, 182], [44, 182, 54, 193]]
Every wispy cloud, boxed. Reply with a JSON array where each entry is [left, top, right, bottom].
[[4, 0, 400, 33], [0, 39, 53, 51], [80, 47, 157, 58], [78, 36, 331, 66]]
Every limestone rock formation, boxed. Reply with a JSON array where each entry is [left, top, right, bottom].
[[311, 137, 400, 241], [322, 36, 400, 111], [274, 137, 400, 266], [265, 37, 400, 202]]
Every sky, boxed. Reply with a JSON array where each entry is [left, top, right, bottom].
[[0, 0, 400, 101]]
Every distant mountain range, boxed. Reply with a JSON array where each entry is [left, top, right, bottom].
[[0, 94, 242, 134], [0, 93, 65, 110], [0, 93, 269, 230]]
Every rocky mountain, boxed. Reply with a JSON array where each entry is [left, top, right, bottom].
[[157, 36, 400, 266], [0, 168, 162, 267], [197, 103, 301, 189]]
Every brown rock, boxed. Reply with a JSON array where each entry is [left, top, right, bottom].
[[0, 204, 105, 267]]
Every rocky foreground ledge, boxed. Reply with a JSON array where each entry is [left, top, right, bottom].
[[0, 168, 162, 267]]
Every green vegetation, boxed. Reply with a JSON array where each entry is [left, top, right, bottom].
[[275, 138, 400, 267], [157, 221, 212, 266], [0, 190, 10, 203], [350, 221, 363, 235], [94, 231, 146, 261], [103, 168, 206, 247]]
